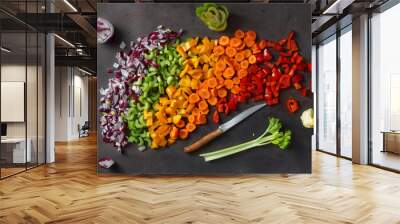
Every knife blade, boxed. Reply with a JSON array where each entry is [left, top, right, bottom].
[[184, 103, 266, 153]]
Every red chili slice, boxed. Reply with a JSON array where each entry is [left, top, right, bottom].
[[212, 111, 220, 124], [286, 98, 299, 113]]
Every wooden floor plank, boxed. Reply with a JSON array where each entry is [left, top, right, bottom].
[[0, 135, 400, 224]]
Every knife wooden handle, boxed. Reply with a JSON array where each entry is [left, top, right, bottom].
[[184, 129, 223, 153]]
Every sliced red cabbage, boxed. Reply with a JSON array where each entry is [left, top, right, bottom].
[[99, 25, 182, 151]]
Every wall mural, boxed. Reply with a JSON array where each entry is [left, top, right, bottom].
[[97, 3, 313, 174]]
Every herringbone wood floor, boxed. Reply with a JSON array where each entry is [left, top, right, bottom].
[[1, 135, 400, 224]]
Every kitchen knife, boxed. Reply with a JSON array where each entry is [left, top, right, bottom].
[[184, 103, 266, 153]]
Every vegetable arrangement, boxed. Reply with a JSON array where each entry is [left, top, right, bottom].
[[196, 3, 229, 31], [200, 117, 291, 161], [100, 25, 311, 152]]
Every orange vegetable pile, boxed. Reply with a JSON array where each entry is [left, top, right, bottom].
[[146, 29, 261, 149]]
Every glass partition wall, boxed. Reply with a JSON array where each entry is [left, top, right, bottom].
[[316, 26, 353, 159], [0, 3, 46, 179], [370, 2, 400, 171]]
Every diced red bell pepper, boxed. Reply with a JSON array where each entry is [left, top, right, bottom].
[[288, 40, 299, 51], [286, 98, 299, 113], [300, 87, 307, 97], [308, 63, 312, 73], [278, 38, 287, 46], [281, 64, 290, 74], [262, 67, 271, 76], [253, 95, 264, 102], [280, 51, 292, 57], [278, 75, 291, 89], [248, 64, 260, 74], [274, 43, 283, 51], [293, 82, 302, 90], [216, 103, 225, 113], [288, 64, 297, 76], [237, 95, 247, 103], [296, 62, 306, 71], [256, 54, 264, 63], [224, 105, 230, 115], [263, 49, 273, 61], [227, 100, 237, 111], [296, 55, 303, 64], [212, 111, 220, 124], [287, 31, 295, 42], [271, 84, 280, 98]]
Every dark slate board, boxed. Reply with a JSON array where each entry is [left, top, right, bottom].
[[97, 3, 312, 174]]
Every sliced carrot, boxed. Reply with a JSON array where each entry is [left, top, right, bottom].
[[217, 88, 228, 98], [223, 57, 234, 68], [232, 85, 240, 94], [240, 60, 249, 69], [186, 103, 195, 114], [244, 37, 255, 47], [207, 77, 218, 88], [192, 107, 200, 115], [224, 79, 234, 89], [188, 114, 196, 124], [223, 67, 235, 79], [210, 88, 217, 97], [198, 88, 210, 99], [198, 81, 208, 89], [233, 61, 241, 71], [219, 35, 230, 46], [225, 47, 237, 58], [243, 49, 252, 58], [169, 126, 179, 139], [232, 77, 240, 84], [248, 55, 257, 64], [200, 109, 209, 115], [176, 119, 185, 128], [258, 40, 268, 50], [234, 29, 245, 39], [198, 100, 208, 111], [238, 69, 248, 78], [208, 96, 218, 105], [186, 123, 196, 132], [230, 37, 242, 48], [234, 52, 245, 62], [215, 60, 226, 72], [213, 46, 225, 56], [245, 30, 256, 41], [188, 93, 200, 104], [196, 114, 207, 125], [217, 76, 225, 85], [179, 129, 189, 139], [237, 43, 246, 50], [252, 44, 261, 54]]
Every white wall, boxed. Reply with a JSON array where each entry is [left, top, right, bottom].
[[54, 67, 89, 141]]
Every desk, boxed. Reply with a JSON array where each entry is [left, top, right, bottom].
[[382, 131, 400, 154], [1, 138, 31, 163]]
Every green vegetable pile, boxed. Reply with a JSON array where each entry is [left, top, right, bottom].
[[126, 103, 151, 146], [126, 43, 183, 147], [195, 3, 229, 32], [200, 117, 292, 162]]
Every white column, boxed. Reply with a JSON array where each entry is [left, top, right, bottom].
[[352, 14, 369, 164], [45, 1, 55, 163]]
